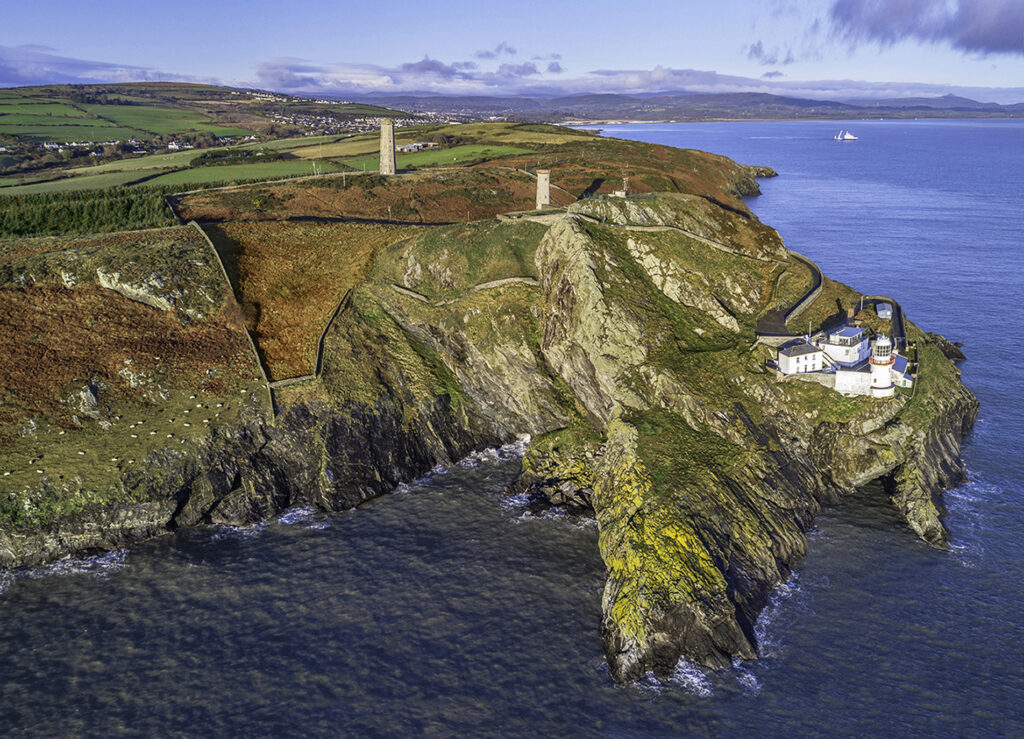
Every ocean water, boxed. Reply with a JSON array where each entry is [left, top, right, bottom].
[[2, 120, 1023, 736]]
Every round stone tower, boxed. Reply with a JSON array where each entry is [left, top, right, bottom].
[[869, 335, 895, 398]]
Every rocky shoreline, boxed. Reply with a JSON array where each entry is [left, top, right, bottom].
[[0, 161, 977, 684]]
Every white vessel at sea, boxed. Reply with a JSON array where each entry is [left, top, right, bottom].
[[834, 130, 858, 141]]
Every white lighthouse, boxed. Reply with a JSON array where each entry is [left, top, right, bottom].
[[870, 335, 896, 398]]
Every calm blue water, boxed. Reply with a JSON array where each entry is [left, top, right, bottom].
[[2, 120, 1023, 736]]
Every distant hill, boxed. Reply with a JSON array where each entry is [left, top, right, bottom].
[[0, 82, 408, 145], [338, 90, 1024, 122], [839, 93, 1003, 111]]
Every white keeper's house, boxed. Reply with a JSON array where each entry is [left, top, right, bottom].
[[775, 326, 912, 398]]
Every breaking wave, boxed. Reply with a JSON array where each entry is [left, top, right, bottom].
[[668, 660, 714, 698], [210, 522, 266, 542], [1, 549, 129, 597], [754, 572, 808, 659]]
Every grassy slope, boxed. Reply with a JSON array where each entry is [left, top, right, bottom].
[[340, 144, 533, 171], [204, 220, 424, 379], [0, 227, 266, 527]]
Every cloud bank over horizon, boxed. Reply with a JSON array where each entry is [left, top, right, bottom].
[[3, 0, 1024, 106], [0, 44, 207, 87]]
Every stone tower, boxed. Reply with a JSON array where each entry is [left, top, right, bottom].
[[535, 169, 551, 210], [379, 119, 396, 176]]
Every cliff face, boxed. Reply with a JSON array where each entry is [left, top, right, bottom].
[[0, 189, 975, 684]]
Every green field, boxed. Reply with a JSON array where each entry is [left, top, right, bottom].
[[0, 169, 167, 195], [0, 123, 144, 142], [238, 134, 345, 151], [0, 102, 91, 117], [142, 159, 339, 187], [0, 114, 111, 125], [0, 92, 257, 142], [80, 104, 252, 137], [340, 144, 532, 171], [66, 149, 215, 175]]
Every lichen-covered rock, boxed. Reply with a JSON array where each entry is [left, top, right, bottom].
[[1, 179, 976, 688]]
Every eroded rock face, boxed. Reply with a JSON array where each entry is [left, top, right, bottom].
[[1, 193, 977, 687]]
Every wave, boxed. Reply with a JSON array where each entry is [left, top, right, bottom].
[[1, 549, 129, 597], [277, 506, 317, 525], [754, 572, 808, 659], [668, 660, 714, 698], [210, 521, 266, 542], [276, 506, 332, 530], [731, 658, 762, 695], [458, 435, 531, 469], [945, 473, 996, 568]]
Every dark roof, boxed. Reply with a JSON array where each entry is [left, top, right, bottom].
[[779, 341, 821, 357], [892, 355, 909, 374]]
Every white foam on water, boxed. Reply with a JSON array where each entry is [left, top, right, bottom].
[[458, 435, 530, 470], [945, 473, 994, 568], [0, 569, 13, 595], [277, 506, 317, 525], [32, 549, 128, 580], [500, 492, 531, 510], [668, 660, 714, 698], [754, 572, 806, 659], [731, 658, 762, 695], [210, 521, 266, 542], [512, 507, 569, 525]]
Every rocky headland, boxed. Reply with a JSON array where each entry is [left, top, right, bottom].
[[0, 126, 976, 683]]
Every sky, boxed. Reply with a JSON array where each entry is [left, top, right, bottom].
[[2, 0, 1024, 102]]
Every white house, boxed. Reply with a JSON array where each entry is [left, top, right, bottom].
[[778, 340, 825, 375], [816, 326, 870, 367], [876, 302, 893, 319]]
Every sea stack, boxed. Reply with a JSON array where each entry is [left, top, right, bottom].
[[379, 119, 396, 175]]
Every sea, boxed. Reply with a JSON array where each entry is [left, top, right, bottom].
[[2, 120, 1023, 736]]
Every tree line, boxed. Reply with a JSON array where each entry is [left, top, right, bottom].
[[0, 186, 179, 238]]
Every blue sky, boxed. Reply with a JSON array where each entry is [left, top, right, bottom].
[[3, 0, 1024, 102]]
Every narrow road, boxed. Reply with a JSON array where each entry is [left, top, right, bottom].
[[755, 251, 824, 336]]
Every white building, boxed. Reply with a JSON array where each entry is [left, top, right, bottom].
[[891, 354, 914, 387], [816, 326, 870, 367], [835, 365, 872, 396], [876, 302, 893, 320], [778, 327, 912, 399], [778, 340, 825, 375], [869, 335, 896, 398]]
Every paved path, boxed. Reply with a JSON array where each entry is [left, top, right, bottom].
[[570, 212, 780, 263], [863, 295, 908, 349], [755, 251, 824, 336]]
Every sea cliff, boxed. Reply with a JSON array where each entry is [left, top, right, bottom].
[[0, 134, 975, 683]]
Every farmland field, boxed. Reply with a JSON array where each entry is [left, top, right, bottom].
[[0, 170, 168, 195], [63, 148, 207, 175], [0, 102, 91, 117], [143, 159, 339, 187], [0, 123, 143, 142], [339, 144, 532, 171], [79, 104, 252, 137]]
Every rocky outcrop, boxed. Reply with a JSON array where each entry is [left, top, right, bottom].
[[0, 390, 499, 569], [0, 190, 976, 689]]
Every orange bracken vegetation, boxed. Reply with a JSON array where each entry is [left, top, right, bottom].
[[203, 220, 423, 380], [0, 285, 254, 438]]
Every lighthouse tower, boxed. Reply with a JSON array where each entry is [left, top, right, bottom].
[[869, 335, 896, 398]]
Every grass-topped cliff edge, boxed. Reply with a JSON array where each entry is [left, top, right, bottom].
[[0, 122, 976, 683]]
